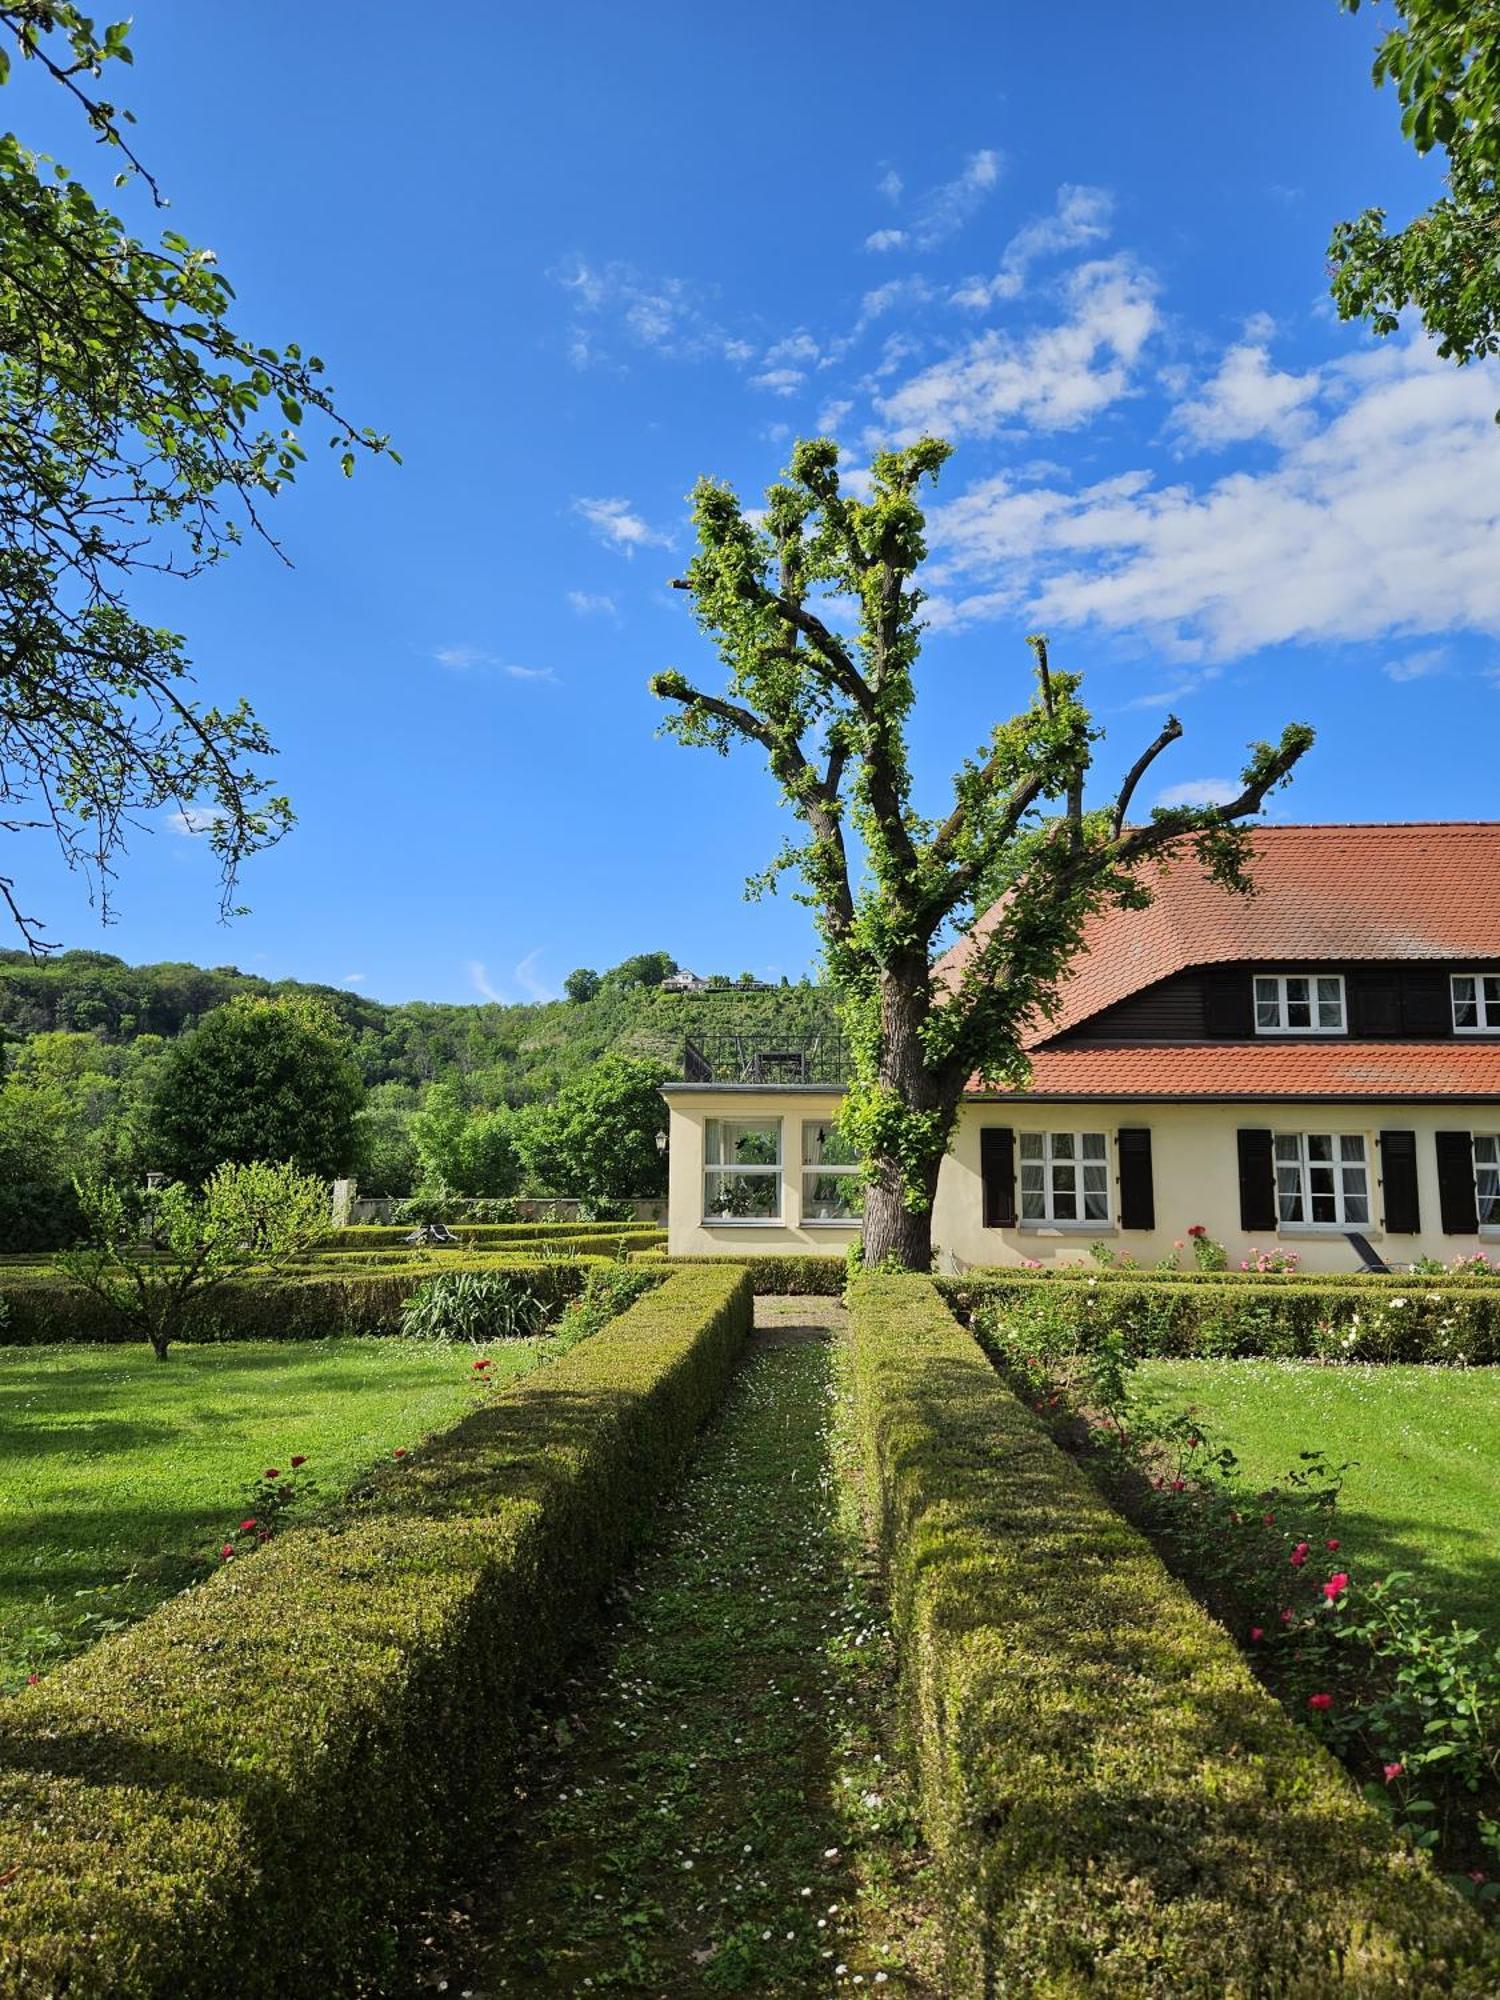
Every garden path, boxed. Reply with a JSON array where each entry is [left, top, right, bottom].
[[419, 1295, 939, 1998]]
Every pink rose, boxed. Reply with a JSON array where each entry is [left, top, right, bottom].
[[1322, 1572, 1350, 1602], [1307, 1693, 1333, 1712]]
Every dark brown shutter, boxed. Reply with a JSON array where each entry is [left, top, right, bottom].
[[1378, 1129, 1421, 1233], [1117, 1126, 1155, 1230], [1350, 972, 1401, 1038], [1203, 970, 1254, 1038], [1236, 1128, 1276, 1232], [1435, 1130, 1478, 1234], [1402, 970, 1452, 1037], [980, 1126, 1016, 1228]]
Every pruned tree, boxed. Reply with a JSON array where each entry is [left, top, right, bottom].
[[0, 4, 392, 948], [652, 438, 1313, 1269], [1331, 0, 1500, 402], [59, 1159, 331, 1359]]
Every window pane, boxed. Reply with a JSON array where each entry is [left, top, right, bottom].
[[1256, 998, 1282, 1029], [1019, 1132, 1043, 1161], [1286, 992, 1312, 1027], [703, 1170, 779, 1219], [722, 1120, 780, 1166], [1342, 1191, 1369, 1224], [1317, 979, 1344, 1029], [1278, 1184, 1303, 1222], [803, 1172, 861, 1220], [1286, 977, 1309, 1004], [1486, 978, 1500, 1020], [1307, 1134, 1333, 1161], [1051, 1132, 1075, 1160], [1311, 1189, 1336, 1222], [1021, 1189, 1045, 1220], [1274, 1135, 1301, 1162], [802, 1121, 857, 1167], [1339, 1135, 1366, 1163], [1475, 1136, 1500, 1167], [1052, 1184, 1077, 1220], [1254, 977, 1278, 1005], [1454, 976, 1479, 1028], [1083, 1186, 1108, 1221], [1081, 1132, 1107, 1160]]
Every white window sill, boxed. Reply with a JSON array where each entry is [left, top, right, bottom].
[[701, 1218, 786, 1228], [802, 1219, 861, 1229], [1276, 1226, 1381, 1241], [1017, 1221, 1114, 1234]]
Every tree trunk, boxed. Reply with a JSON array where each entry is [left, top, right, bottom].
[[857, 955, 962, 1271]]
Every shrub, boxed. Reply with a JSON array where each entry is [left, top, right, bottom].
[[626, 1252, 846, 1295], [398, 1269, 550, 1342], [0, 1265, 753, 1999], [847, 1272, 1497, 1997], [944, 1272, 1500, 1363], [323, 1221, 662, 1252]]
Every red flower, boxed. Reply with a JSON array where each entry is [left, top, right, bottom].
[[239, 1518, 257, 1533], [1470, 1870, 1488, 1886], [1307, 1692, 1333, 1712], [1170, 1478, 1186, 1493], [1322, 1572, 1350, 1602], [220, 1543, 235, 1560], [1383, 1762, 1404, 1783], [1249, 1626, 1264, 1642], [1280, 1608, 1294, 1626], [1187, 1224, 1207, 1238], [1289, 1541, 1310, 1568], [1262, 1512, 1276, 1527], [290, 1455, 307, 1469], [1325, 1538, 1340, 1552], [473, 1358, 491, 1371], [26, 1672, 39, 1685], [264, 1468, 281, 1481], [393, 1447, 408, 1459]]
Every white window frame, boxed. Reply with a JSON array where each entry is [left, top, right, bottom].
[[1273, 1131, 1371, 1231], [1018, 1129, 1111, 1228], [702, 1117, 782, 1225], [800, 1119, 862, 1227], [1451, 973, 1500, 1034], [1473, 1134, 1500, 1230], [1253, 973, 1347, 1036]]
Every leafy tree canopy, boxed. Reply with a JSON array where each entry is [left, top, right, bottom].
[[147, 994, 364, 1186], [0, 4, 391, 946], [515, 1055, 670, 1200], [563, 966, 601, 1004], [1332, 0, 1500, 400]]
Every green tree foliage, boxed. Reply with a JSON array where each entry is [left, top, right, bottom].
[[409, 1079, 522, 1196], [352, 1086, 420, 1197], [0, 6, 390, 944], [564, 966, 601, 1003], [0, 1089, 77, 1247], [1332, 1, 1500, 396], [652, 438, 1311, 1267], [603, 951, 677, 990], [58, 1160, 330, 1358], [147, 996, 364, 1186], [515, 1055, 670, 1200]]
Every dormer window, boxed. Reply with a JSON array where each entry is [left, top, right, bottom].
[[1451, 974, 1500, 1033], [1253, 974, 1346, 1035]]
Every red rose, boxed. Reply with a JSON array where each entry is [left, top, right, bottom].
[[26, 1672, 39, 1685], [239, 1518, 257, 1533], [290, 1455, 307, 1469], [1383, 1762, 1404, 1783], [1307, 1693, 1333, 1712], [1289, 1541, 1310, 1568], [264, 1468, 281, 1480], [220, 1543, 235, 1560], [1325, 1538, 1339, 1552], [393, 1447, 408, 1459], [1322, 1572, 1350, 1601], [1249, 1626, 1264, 1642]]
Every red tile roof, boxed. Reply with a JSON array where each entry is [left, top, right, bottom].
[[971, 1040, 1500, 1102], [940, 822, 1500, 1046]]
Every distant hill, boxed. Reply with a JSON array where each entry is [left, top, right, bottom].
[[0, 950, 837, 1105]]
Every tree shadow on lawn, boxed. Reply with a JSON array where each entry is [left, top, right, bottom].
[[1309, 1504, 1500, 1633]]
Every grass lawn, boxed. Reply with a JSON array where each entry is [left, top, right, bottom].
[[0, 1337, 548, 1688], [1137, 1360, 1500, 1632]]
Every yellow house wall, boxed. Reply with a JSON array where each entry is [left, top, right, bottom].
[[665, 1089, 1500, 1272]]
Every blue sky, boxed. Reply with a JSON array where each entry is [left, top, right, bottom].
[[9, 0, 1499, 1002]]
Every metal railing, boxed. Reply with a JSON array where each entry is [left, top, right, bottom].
[[682, 1029, 851, 1086]]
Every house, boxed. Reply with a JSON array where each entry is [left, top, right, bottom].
[[661, 822, 1500, 1273], [660, 970, 712, 993]]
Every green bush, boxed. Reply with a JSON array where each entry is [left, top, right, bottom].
[[0, 1264, 753, 1999], [397, 1269, 550, 1342], [324, 1221, 662, 1250], [847, 1273, 1497, 1997], [626, 1251, 846, 1295], [0, 1257, 599, 1346], [942, 1273, 1500, 1362]]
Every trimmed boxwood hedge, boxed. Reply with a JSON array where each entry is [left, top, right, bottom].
[[0, 1263, 753, 2000], [625, 1251, 847, 1295], [941, 1272, 1500, 1362], [322, 1221, 664, 1251], [0, 1257, 603, 1346], [968, 1263, 1500, 1287], [848, 1273, 1498, 1998]]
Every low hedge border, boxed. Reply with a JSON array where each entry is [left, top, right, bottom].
[[323, 1221, 663, 1251], [848, 1273, 1497, 1997], [965, 1263, 1500, 1288], [625, 1250, 847, 1294], [0, 1257, 604, 1346], [0, 1263, 753, 1999], [942, 1273, 1500, 1362]]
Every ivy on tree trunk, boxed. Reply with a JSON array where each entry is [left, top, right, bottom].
[[652, 437, 1313, 1271]]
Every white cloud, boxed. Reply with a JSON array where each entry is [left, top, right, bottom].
[[434, 643, 494, 670], [504, 663, 557, 682], [568, 589, 618, 617], [876, 167, 903, 202], [866, 148, 1002, 253], [1384, 645, 1447, 682], [1170, 338, 1321, 448], [167, 806, 224, 837], [751, 366, 806, 396], [1154, 777, 1240, 809], [952, 184, 1115, 309], [875, 256, 1160, 443], [553, 258, 728, 366], [512, 947, 552, 1002], [817, 397, 854, 435], [573, 495, 673, 553], [468, 953, 552, 1005], [468, 960, 504, 1004], [344, 972, 367, 986], [926, 336, 1500, 661]]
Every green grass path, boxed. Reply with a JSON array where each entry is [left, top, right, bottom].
[[433, 1299, 938, 1998], [1137, 1359, 1500, 1630], [0, 1337, 545, 1687]]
